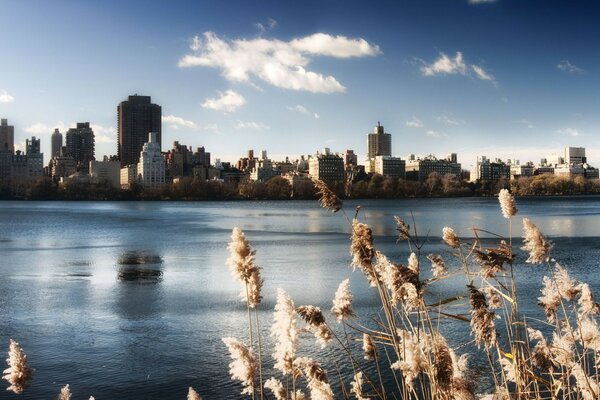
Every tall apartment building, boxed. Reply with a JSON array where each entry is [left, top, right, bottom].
[[0, 119, 15, 179], [66, 122, 95, 173], [118, 95, 161, 167], [25, 136, 43, 178], [367, 122, 392, 159], [137, 132, 165, 190], [51, 128, 63, 158], [0, 118, 14, 153], [309, 148, 345, 184]]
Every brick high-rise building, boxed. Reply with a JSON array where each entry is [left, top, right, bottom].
[[0, 118, 14, 153], [66, 122, 95, 173], [118, 95, 161, 167], [51, 128, 63, 158], [367, 122, 391, 159]]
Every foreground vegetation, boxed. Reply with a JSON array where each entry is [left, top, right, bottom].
[[1, 172, 600, 200], [4, 180, 600, 399]]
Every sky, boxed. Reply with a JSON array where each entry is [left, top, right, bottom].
[[1, 0, 600, 167]]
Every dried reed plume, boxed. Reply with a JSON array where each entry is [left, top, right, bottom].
[[391, 330, 428, 390], [473, 241, 512, 278], [442, 227, 460, 248], [527, 328, 554, 371], [297, 305, 332, 348], [271, 289, 298, 375], [578, 283, 600, 317], [294, 357, 334, 400], [394, 216, 410, 240], [538, 276, 561, 323], [227, 227, 263, 308], [433, 335, 454, 391], [498, 188, 518, 219], [264, 378, 306, 400], [58, 384, 71, 400], [449, 351, 476, 400], [407, 252, 419, 274], [577, 317, 600, 351], [521, 218, 552, 264], [188, 386, 202, 400], [553, 263, 581, 300], [264, 378, 286, 400], [481, 286, 503, 310], [468, 285, 497, 348], [313, 179, 342, 213], [362, 334, 376, 361], [351, 219, 379, 285], [331, 279, 354, 322], [571, 362, 600, 400], [550, 329, 575, 365], [222, 337, 257, 396], [2, 339, 33, 395], [427, 253, 447, 278], [350, 371, 367, 400], [374, 251, 421, 309]]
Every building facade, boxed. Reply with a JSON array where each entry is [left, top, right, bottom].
[[309, 148, 345, 184], [470, 156, 510, 182], [66, 122, 95, 173], [90, 158, 121, 188], [367, 122, 392, 159], [137, 132, 165, 190], [118, 95, 161, 167], [406, 154, 461, 181], [51, 128, 63, 158], [374, 156, 406, 179]]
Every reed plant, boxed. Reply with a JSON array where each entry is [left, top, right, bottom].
[[3, 184, 600, 399]]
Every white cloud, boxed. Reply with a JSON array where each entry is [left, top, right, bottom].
[[557, 60, 584, 73], [420, 51, 497, 86], [255, 18, 278, 35], [0, 89, 15, 103], [471, 64, 497, 86], [406, 117, 423, 128], [201, 90, 246, 112], [421, 52, 468, 76], [436, 114, 465, 126], [236, 121, 269, 130], [162, 114, 198, 130], [557, 128, 584, 137], [90, 124, 117, 143], [179, 31, 380, 93], [425, 130, 444, 138], [287, 104, 319, 119], [25, 121, 69, 134]]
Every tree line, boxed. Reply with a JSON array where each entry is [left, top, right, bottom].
[[0, 172, 599, 201]]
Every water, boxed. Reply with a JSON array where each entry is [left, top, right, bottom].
[[0, 197, 599, 399]]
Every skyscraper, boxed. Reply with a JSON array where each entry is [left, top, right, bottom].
[[118, 95, 161, 167], [51, 128, 63, 158], [0, 118, 14, 153], [367, 122, 392, 159], [66, 122, 95, 172]]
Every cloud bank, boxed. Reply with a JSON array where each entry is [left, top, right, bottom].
[[179, 32, 380, 93]]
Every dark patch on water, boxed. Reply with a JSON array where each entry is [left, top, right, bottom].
[[118, 251, 163, 266], [117, 267, 163, 283]]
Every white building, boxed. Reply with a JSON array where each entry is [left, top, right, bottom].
[[120, 165, 137, 189], [565, 147, 586, 165], [136, 132, 165, 190]]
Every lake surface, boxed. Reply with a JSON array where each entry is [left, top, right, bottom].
[[1, 197, 600, 399]]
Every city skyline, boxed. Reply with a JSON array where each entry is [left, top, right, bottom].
[[1, 0, 600, 166]]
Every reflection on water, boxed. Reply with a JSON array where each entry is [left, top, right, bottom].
[[118, 251, 163, 266]]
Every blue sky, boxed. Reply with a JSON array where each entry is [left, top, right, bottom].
[[1, 0, 600, 166]]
